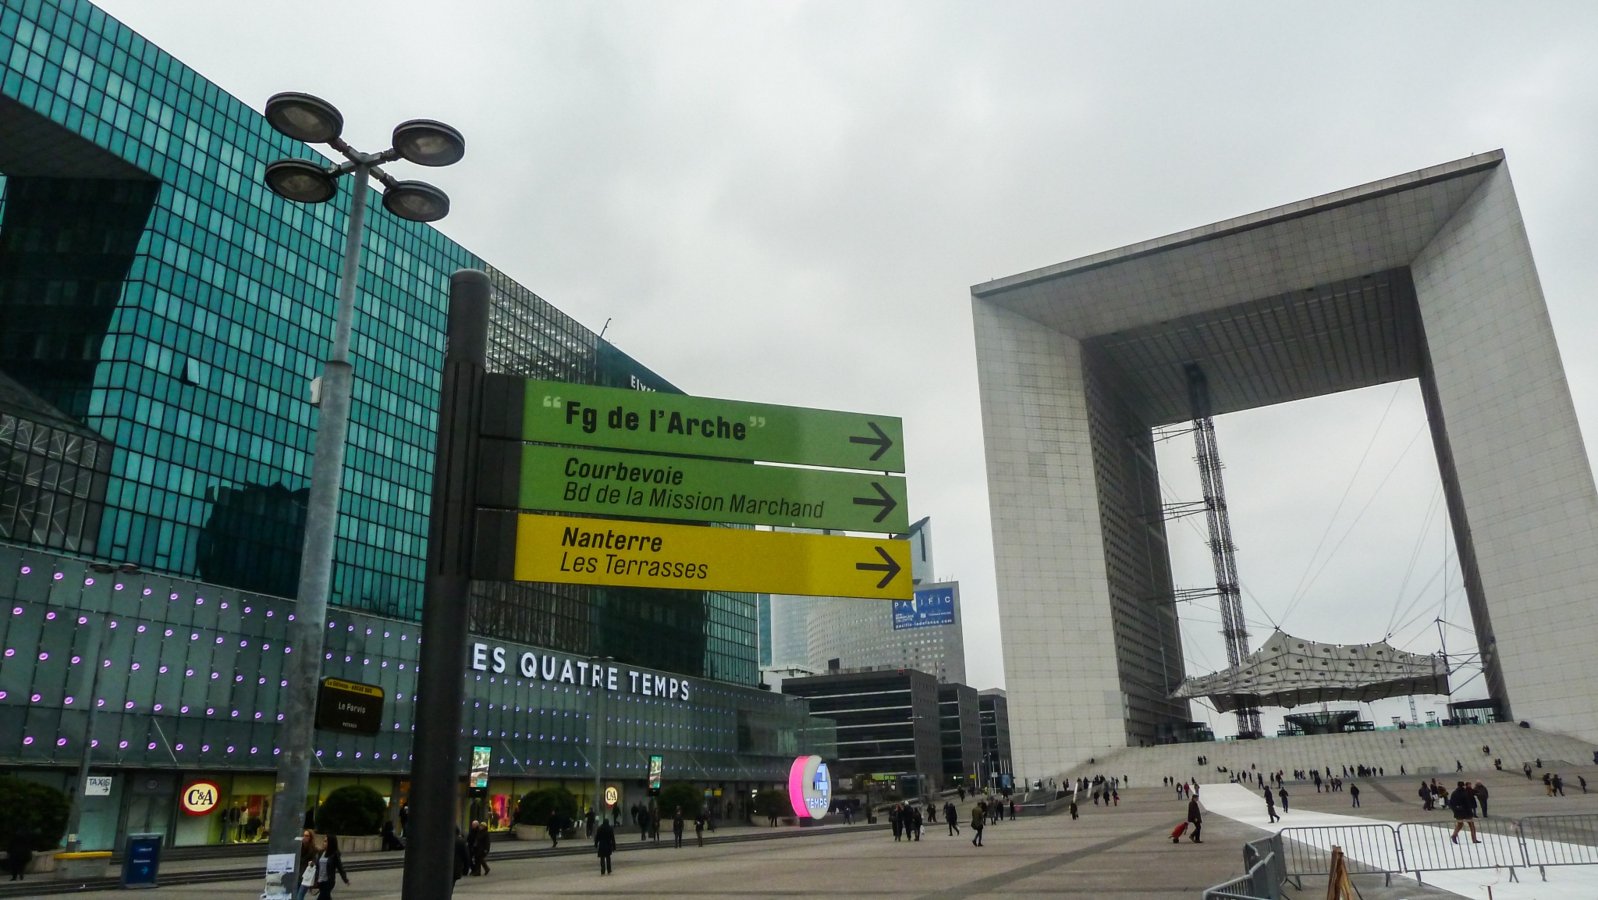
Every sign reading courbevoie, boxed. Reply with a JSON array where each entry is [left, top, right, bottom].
[[473, 375, 913, 601], [512, 443, 909, 533]]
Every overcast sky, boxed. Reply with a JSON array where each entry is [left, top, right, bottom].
[[95, 1, 1598, 736]]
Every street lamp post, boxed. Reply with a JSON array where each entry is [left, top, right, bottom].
[[260, 92, 463, 866], [591, 657, 614, 821]]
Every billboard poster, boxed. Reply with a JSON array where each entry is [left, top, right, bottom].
[[647, 754, 664, 794], [892, 585, 956, 630], [470, 745, 492, 790]]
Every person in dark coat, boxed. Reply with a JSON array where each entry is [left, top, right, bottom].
[[1448, 782, 1480, 843], [1278, 786, 1289, 813], [548, 810, 564, 848], [314, 833, 350, 900], [4, 832, 32, 881], [470, 822, 491, 876], [970, 801, 985, 847], [594, 816, 617, 875], [694, 811, 706, 847], [1264, 787, 1279, 823], [452, 828, 470, 883], [1186, 796, 1203, 843], [890, 804, 903, 841], [1474, 782, 1490, 818], [944, 801, 960, 836], [380, 820, 404, 851], [671, 807, 685, 848], [909, 804, 923, 841]]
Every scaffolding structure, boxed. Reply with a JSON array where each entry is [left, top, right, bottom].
[[1184, 363, 1261, 739]]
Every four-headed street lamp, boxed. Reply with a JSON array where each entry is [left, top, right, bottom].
[[260, 91, 464, 872]]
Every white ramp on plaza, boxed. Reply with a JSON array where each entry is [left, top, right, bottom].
[[1202, 782, 1596, 899]]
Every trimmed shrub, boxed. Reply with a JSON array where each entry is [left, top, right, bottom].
[[0, 775, 70, 850], [513, 786, 580, 828], [315, 785, 387, 835], [656, 782, 701, 820], [752, 787, 790, 820]]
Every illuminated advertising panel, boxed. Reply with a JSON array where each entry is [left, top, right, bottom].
[[648, 754, 664, 794], [892, 585, 956, 630], [470, 745, 492, 790], [787, 755, 832, 820]]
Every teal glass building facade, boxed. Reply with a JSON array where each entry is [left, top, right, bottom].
[[0, 0, 816, 849], [0, 0, 758, 687]]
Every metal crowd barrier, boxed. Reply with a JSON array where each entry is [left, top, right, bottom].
[[1201, 836, 1282, 900], [1278, 824, 1399, 888], [1519, 814, 1598, 881], [1396, 818, 1523, 884], [1260, 812, 1598, 892]]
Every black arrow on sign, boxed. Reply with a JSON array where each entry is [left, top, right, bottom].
[[852, 481, 899, 524], [848, 422, 894, 462], [856, 546, 901, 589]]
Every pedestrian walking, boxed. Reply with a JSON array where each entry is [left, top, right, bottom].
[[945, 801, 960, 836], [694, 811, 705, 847], [548, 810, 564, 849], [469, 822, 491, 876], [1264, 788, 1279, 823], [1349, 784, 1361, 808], [672, 807, 685, 848], [891, 804, 904, 841], [294, 830, 318, 900], [1278, 786, 1288, 813], [970, 802, 986, 847], [3, 830, 31, 881], [594, 816, 616, 876], [1186, 796, 1203, 843], [314, 833, 350, 900], [1449, 782, 1481, 844], [1474, 782, 1489, 818], [452, 828, 470, 884]]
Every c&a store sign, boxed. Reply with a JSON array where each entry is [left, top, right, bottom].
[[469, 642, 693, 702]]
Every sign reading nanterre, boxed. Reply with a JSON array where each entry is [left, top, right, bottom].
[[509, 512, 911, 600], [520, 378, 905, 473]]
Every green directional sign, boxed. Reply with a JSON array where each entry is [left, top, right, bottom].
[[518, 378, 905, 473], [518, 444, 909, 533]]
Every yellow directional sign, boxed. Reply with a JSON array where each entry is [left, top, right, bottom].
[[509, 513, 911, 600]]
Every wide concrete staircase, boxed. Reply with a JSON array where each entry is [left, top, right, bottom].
[[1047, 723, 1594, 789]]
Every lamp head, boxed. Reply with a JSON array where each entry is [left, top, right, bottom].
[[264, 92, 344, 144]]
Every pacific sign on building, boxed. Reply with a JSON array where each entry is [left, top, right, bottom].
[[478, 379, 912, 601]]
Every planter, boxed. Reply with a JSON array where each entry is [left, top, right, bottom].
[[56, 850, 112, 880], [334, 834, 380, 854], [511, 824, 543, 842], [24, 849, 60, 874]]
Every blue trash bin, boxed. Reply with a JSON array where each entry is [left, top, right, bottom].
[[121, 833, 162, 889]]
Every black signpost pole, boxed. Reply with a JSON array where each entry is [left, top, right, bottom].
[[402, 270, 489, 899]]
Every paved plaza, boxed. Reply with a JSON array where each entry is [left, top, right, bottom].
[[22, 769, 1598, 899]]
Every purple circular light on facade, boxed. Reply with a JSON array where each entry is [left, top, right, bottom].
[[77, 615, 88, 625], [190, 633, 198, 641], [195, 597, 204, 605], [180, 705, 190, 714], [108, 620, 117, 629], [37, 652, 47, 661], [201, 744, 210, 752], [226, 745, 235, 753], [164, 629, 173, 637], [250, 746, 258, 754], [185, 668, 194, 677], [243, 606, 252, 614], [71, 655, 81, 664], [210, 672, 219, 680], [114, 583, 123, 591], [214, 636, 223, 644], [158, 665, 168, 674], [239, 640, 247, 648], [142, 588, 152, 596], [153, 703, 163, 711], [174, 743, 184, 751], [205, 707, 215, 715], [257, 677, 266, 685], [276, 713, 285, 722], [254, 712, 263, 719], [124, 701, 134, 709], [136, 625, 146, 633], [0, 691, 8, 700], [53, 572, 63, 580], [234, 674, 242, 682], [102, 659, 110, 668], [279, 680, 287, 688], [64, 696, 74, 705], [10, 607, 20, 616], [30, 693, 40, 703], [2, 649, 11, 658], [220, 602, 228, 609], [23, 736, 34, 745], [148, 742, 157, 750], [96, 698, 105, 707], [45, 611, 56, 620], [84, 577, 94, 586], [119, 740, 129, 749], [169, 593, 178, 600], [131, 662, 140, 671], [19, 566, 29, 575], [266, 610, 274, 617]]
